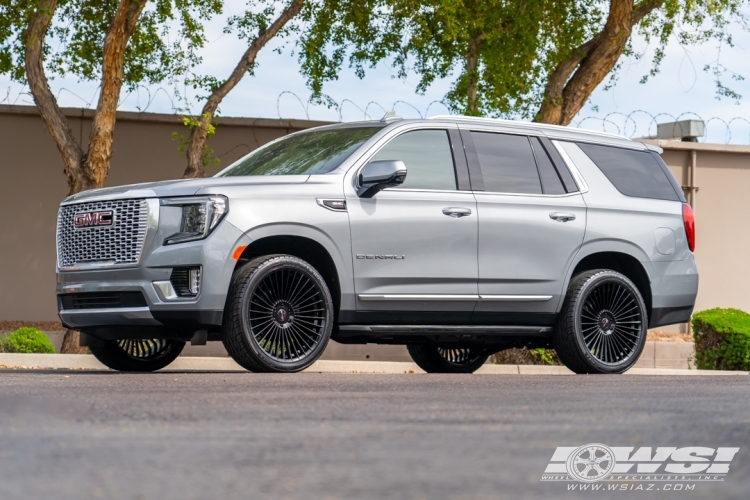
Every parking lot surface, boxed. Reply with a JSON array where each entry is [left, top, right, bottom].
[[0, 372, 748, 499]]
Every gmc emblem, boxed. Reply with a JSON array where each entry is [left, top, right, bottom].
[[73, 210, 114, 229]]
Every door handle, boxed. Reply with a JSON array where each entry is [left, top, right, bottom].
[[549, 212, 576, 222], [443, 207, 472, 218]]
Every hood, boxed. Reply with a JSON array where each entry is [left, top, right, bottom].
[[61, 175, 311, 204]]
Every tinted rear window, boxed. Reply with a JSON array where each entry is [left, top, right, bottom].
[[530, 137, 566, 195], [577, 143, 680, 201], [471, 132, 542, 194]]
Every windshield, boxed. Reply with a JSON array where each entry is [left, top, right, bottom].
[[218, 126, 383, 177]]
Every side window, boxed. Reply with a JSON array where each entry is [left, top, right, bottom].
[[471, 132, 542, 194], [530, 137, 566, 195], [577, 143, 680, 201], [370, 130, 457, 190]]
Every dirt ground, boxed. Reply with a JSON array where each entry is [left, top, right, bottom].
[[0, 320, 65, 332], [646, 330, 692, 342]]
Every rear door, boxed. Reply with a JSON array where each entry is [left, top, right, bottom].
[[346, 126, 479, 322], [461, 127, 587, 323]]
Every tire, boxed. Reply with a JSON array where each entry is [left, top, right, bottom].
[[90, 339, 185, 372], [407, 345, 489, 374], [555, 269, 648, 374], [222, 255, 334, 373]]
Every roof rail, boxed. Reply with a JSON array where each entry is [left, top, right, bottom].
[[426, 114, 628, 141]]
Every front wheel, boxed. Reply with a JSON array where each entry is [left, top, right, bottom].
[[407, 345, 489, 373], [554, 269, 648, 374], [90, 339, 185, 372], [222, 255, 334, 373]]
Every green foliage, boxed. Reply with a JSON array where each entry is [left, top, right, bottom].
[[692, 308, 750, 371], [530, 348, 556, 366], [0, 0, 223, 93], [172, 113, 220, 167], [0, 327, 56, 354], [300, 0, 749, 117], [183, 0, 304, 99]]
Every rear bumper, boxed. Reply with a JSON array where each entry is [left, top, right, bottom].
[[649, 305, 694, 329], [648, 256, 699, 328]]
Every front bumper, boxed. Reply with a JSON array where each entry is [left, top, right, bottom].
[[60, 307, 159, 329], [56, 216, 249, 339]]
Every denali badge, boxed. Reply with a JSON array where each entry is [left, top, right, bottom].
[[73, 210, 114, 229], [356, 254, 405, 260]]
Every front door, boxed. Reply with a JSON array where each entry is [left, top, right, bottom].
[[347, 127, 479, 323], [463, 129, 587, 323]]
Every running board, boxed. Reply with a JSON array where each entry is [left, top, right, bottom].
[[338, 325, 552, 337]]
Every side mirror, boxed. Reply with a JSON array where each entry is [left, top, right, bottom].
[[357, 160, 407, 198]]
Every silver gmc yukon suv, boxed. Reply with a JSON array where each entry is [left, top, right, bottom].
[[56, 114, 698, 374]]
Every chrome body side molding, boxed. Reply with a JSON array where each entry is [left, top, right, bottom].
[[338, 325, 553, 336], [357, 294, 552, 302]]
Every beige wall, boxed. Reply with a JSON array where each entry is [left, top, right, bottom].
[[0, 105, 328, 321], [1, 105, 748, 323], [651, 141, 750, 315]]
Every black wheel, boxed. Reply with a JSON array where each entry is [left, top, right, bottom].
[[222, 255, 334, 373], [90, 339, 185, 372], [555, 269, 648, 374], [407, 344, 489, 373]]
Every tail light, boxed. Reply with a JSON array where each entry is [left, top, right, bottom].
[[682, 203, 695, 252]]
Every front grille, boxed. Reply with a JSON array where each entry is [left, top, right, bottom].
[[57, 199, 149, 269], [59, 292, 148, 310]]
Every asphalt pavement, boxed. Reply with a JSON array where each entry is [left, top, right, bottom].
[[0, 372, 748, 500]]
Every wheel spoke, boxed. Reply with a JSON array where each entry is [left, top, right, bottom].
[[116, 338, 174, 360], [579, 279, 643, 365], [246, 264, 327, 363], [437, 347, 481, 365]]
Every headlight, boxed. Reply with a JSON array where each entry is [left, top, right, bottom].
[[161, 196, 228, 245]]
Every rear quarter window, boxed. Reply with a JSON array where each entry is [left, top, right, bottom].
[[576, 143, 681, 201]]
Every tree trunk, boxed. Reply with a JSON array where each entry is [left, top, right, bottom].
[[24, 0, 147, 353], [86, 0, 147, 188], [59, 329, 88, 355], [24, 0, 85, 194], [465, 32, 485, 115], [534, 0, 663, 125], [182, 0, 306, 179]]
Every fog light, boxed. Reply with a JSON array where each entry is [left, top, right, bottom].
[[189, 268, 201, 295], [170, 267, 202, 297]]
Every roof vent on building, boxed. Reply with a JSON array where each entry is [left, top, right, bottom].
[[656, 120, 705, 142], [380, 110, 403, 123]]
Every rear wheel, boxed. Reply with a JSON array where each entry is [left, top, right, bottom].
[[407, 345, 489, 373], [223, 255, 334, 373], [90, 339, 185, 372], [555, 269, 648, 374]]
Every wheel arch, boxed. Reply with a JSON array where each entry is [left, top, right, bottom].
[[234, 233, 343, 319], [568, 250, 653, 322]]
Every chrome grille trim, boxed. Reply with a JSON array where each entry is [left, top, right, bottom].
[[57, 198, 153, 270]]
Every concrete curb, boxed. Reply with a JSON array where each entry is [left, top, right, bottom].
[[0, 354, 746, 375]]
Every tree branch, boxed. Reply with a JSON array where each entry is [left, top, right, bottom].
[[632, 0, 662, 25], [183, 0, 306, 178], [534, 33, 603, 124], [534, 0, 664, 125]]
